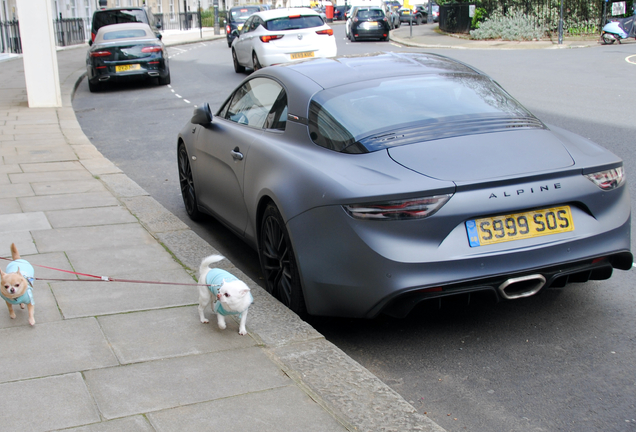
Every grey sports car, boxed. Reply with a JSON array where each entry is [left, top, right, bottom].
[[177, 52, 632, 318]]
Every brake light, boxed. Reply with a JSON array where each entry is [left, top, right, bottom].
[[226, 25, 230, 33], [91, 32, 96, 42], [260, 34, 284, 43], [289, 14, 301, 18], [141, 46, 162, 53], [316, 28, 333, 36], [343, 194, 452, 220], [584, 166, 625, 190], [90, 50, 111, 58]]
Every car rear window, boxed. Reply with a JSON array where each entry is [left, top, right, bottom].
[[308, 74, 537, 153], [265, 15, 324, 31], [103, 29, 148, 40], [93, 9, 147, 29], [356, 8, 384, 19], [230, 7, 261, 22]]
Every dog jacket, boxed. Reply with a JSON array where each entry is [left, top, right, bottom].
[[206, 268, 253, 316], [1, 259, 35, 305]]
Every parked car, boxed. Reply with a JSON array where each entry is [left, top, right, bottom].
[[176, 51, 633, 319], [431, 3, 440, 22], [348, 6, 391, 41], [385, 6, 401, 29], [90, 7, 161, 43], [226, 5, 263, 48], [231, 8, 337, 72], [86, 23, 170, 92], [334, 5, 349, 20], [398, 5, 426, 24]]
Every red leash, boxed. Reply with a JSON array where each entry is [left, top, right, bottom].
[[0, 256, 208, 287]]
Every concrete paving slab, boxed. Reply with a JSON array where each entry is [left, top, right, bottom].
[[0, 283, 62, 328], [64, 243, 183, 276], [31, 178, 107, 195], [100, 173, 150, 197], [0, 172, 8, 184], [0, 211, 50, 233], [0, 163, 21, 174], [32, 223, 155, 253], [148, 385, 349, 431], [0, 318, 118, 383], [120, 195, 190, 234], [97, 306, 256, 364], [0, 373, 100, 432], [0, 182, 34, 198], [45, 206, 137, 228], [10, 169, 94, 184], [79, 158, 124, 176], [59, 416, 156, 432], [18, 160, 83, 172], [19, 191, 119, 212], [72, 144, 106, 160], [52, 270, 197, 318], [3, 148, 78, 164], [0, 231, 36, 255], [155, 229, 219, 272], [84, 348, 290, 419], [0, 197, 21, 214]]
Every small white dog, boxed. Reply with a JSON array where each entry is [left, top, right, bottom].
[[197, 255, 253, 335]]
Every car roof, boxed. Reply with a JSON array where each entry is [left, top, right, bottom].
[[276, 52, 483, 89], [255, 8, 320, 20], [94, 23, 156, 43]]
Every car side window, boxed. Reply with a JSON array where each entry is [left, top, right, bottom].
[[223, 78, 287, 131], [251, 17, 262, 31], [242, 17, 253, 33]]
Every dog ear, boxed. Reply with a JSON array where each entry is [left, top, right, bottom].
[[0, 269, 5, 277], [239, 288, 251, 297]]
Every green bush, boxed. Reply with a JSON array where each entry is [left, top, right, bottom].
[[469, 10, 546, 40], [471, 7, 487, 30]]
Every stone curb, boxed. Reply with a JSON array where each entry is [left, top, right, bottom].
[[64, 49, 447, 432]]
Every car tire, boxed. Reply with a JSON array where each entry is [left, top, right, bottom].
[[416, 15, 422, 25], [158, 73, 171, 85], [177, 142, 204, 221], [88, 79, 100, 93], [232, 49, 245, 73], [259, 202, 306, 316], [252, 52, 262, 71]]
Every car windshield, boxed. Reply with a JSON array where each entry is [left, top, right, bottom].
[[308, 74, 537, 153], [356, 8, 384, 19], [102, 29, 148, 40], [265, 15, 324, 30], [231, 7, 260, 22]]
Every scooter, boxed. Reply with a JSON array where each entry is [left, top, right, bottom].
[[601, 9, 636, 44]]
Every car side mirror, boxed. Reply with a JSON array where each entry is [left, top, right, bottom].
[[191, 103, 213, 126], [157, 33, 162, 40], [231, 29, 239, 37], [88, 39, 92, 46]]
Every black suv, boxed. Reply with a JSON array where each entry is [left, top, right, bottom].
[[399, 5, 427, 25], [225, 5, 263, 47], [91, 7, 161, 43]]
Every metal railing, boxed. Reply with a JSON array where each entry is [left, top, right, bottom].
[[54, 18, 88, 47], [0, 20, 21, 54], [154, 12, 202, 31]]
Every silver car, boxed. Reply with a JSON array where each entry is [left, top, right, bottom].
[[177, 52, 632, 318]]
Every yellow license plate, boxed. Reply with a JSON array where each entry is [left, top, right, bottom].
[[466, 206, 574, 247], [290, 51, 315, 60], [115, 64, 141, 72]]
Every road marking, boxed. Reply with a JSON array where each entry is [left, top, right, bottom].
[[626, 55, 636, 64]]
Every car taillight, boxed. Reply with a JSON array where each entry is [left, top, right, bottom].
[[260, 34, 284, 43], [343, 194, 452, 220], [585, 166, 625, 190], [316, 28, 333, 36], [141, 46, 162, 53], [91, 32, 96, 42], [289, 14, 301, 18], [90, 51, 111, 58]]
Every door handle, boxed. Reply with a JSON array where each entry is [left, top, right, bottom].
[[231, 147, 244, 161]]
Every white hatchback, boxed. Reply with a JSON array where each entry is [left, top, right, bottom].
[[231, 8, 337, 72]]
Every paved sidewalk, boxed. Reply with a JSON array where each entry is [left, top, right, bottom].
[[0, 33, 445, 432]]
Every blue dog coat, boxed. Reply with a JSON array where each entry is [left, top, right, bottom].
[[1, 259, 35, 305], [206, 268, 253, 316]]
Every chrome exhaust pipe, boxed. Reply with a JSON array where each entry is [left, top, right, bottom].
[[498, 274, 546, 300], [98, 76, 111, 82], [148, 71, 160, 77]]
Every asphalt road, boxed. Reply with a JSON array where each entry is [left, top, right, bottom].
[[73, 26, 636, 432]]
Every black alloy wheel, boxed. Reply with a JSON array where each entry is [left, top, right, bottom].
[[178, 142, 203, 221], [259, 203, 306, 316]]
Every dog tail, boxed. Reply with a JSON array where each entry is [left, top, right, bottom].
[[10, 243, 20, 260], [199, 255, 225, 275]]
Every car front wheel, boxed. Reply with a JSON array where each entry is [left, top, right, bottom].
[[259, 203, 306, 316], [178, 142, 204, 221], [232, 49, 245, 73]]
